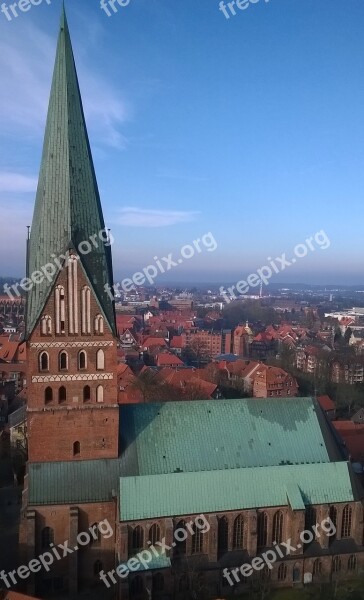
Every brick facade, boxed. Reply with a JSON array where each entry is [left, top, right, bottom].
[[26, 259, 119, 463], [117, 500, 364, 599]]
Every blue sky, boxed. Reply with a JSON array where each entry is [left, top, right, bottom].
[[0, 0, 363, 284]]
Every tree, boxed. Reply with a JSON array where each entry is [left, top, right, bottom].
[[182, 338, 210, 367], [130, 370, 160, 402], [223, 300, 277, 329]]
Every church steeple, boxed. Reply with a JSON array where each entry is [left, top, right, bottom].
[[26, 6, 115, 337]]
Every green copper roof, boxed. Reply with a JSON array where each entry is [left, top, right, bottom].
[[27, 398, 352, 509], [26, 6, 115, 337], [119, 462, 355, 521], [28, 458, 121, 505], [119, 397, 336, 477]]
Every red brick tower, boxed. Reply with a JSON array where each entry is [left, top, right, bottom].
[[25, 8, 119, 463]]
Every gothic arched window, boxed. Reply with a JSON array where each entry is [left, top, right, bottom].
[[233, 514, 244, 549], [39, 352, 49, 372]]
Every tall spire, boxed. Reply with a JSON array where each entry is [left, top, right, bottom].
[[26, 7, 115, 337]]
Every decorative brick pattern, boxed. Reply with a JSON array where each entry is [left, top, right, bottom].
[[32, 373, 114, 383], [30, 341, 114, 349]]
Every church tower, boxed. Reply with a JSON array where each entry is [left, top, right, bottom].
[[25, 7, 119, 463]]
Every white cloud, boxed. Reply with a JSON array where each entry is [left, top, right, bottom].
[[117, 207, 200, 227], [0, 172, 37, 193]]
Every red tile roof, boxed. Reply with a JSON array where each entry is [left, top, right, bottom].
[[158, 367, 217, 398], [117, 363, 143, 404], [142, 337, 167, 349], [155, 353, 183, 367], [318, 395, 335, 412], [170, 335, 185, 349], [332, 421, 364, 462], [0, 340, 26, 363]]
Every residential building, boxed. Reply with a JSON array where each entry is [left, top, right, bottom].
[[252, 366, 298, 398]]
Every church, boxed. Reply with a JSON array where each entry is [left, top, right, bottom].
[[18, 7, 364, 600]]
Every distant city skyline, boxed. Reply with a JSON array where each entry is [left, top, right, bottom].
[[1, 0, 364, 283]]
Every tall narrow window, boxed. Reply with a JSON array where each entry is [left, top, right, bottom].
[[293, 563, 301, 582], [330, 506, 337, 528], [96, 349, 105, 370], [313, 559, 322, 576], [78, 351, 87, 370], [55, 286, 66, 334], [83, 385, 91, 402], [96, 385, 104, 403], [59, 351, 68, 371], [130, 526, 144, 553], [257, 512, 268, 548], [68, 256, 78, 334], [45, 387, 53, 404], [174, 520, 186, 555], [329, 506, 337, 542], [149, 524, 161, 546], [41, 527, 54, 548], [94, 314, 104, 335], [304, 506, 316, 546], [81, 286, 91, 334], [272, 511, 284, 544], [39, 352, 49, 372], [41, 316, 52, 336], [348, 555, 357, 571], [191, 523, 203, 554], [73, 441, 80, 456], [233, 515, 244, 549], [90, 523, 101, 546], [278, 563, 287, 581], [217, 516, 228, 556], [332, 556, 341, 573], [341, 505, 352, 538], [59, 386, 67, 404]]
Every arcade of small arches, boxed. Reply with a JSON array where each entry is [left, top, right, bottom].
[[43, 383, 104, 405], [40, 306, 105, 338], [126, 505, 353, 560], [39, 349, 105, 373], [128, 520, 205, 557]]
